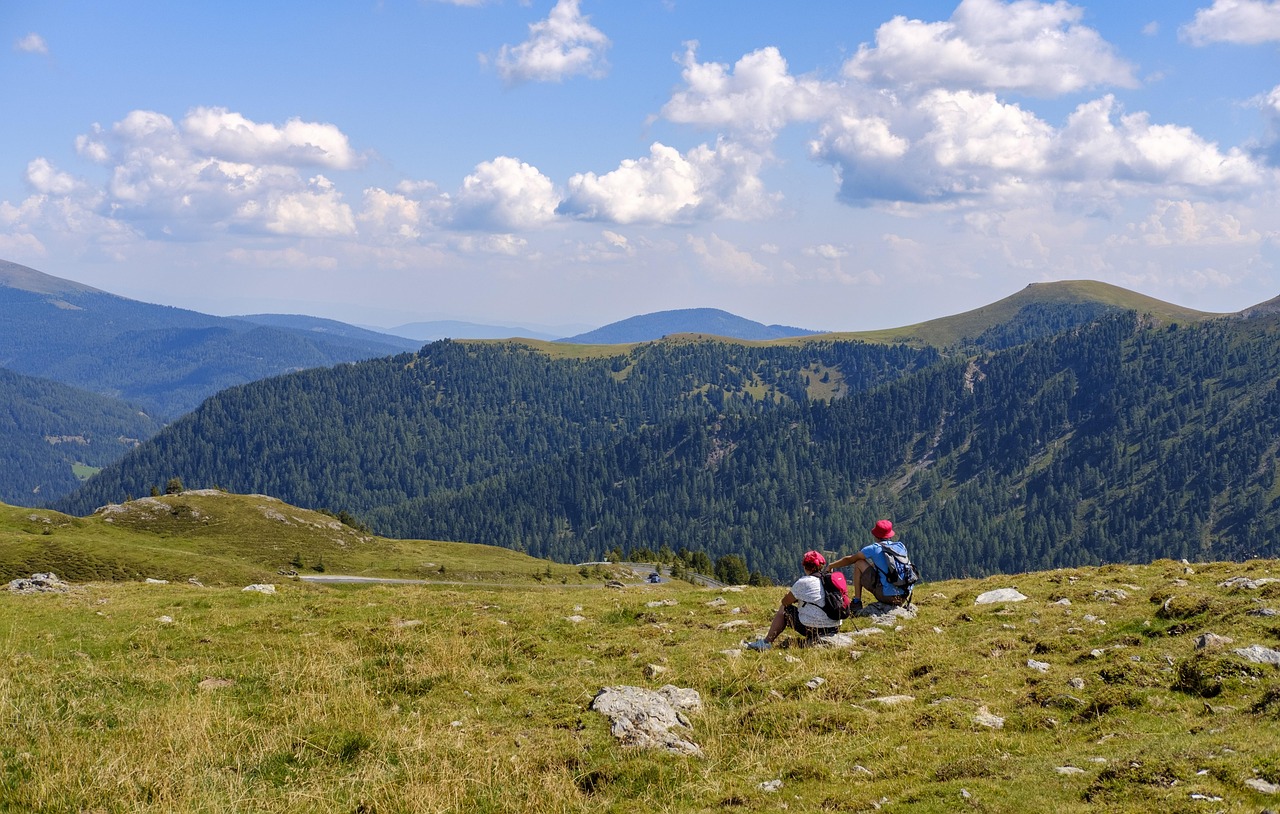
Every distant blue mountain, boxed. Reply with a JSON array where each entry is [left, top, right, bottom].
[[0, 259, 424, 420], [234, 314, 420, 353], [560, 308, 823, 344], [388, 320, 565, 342]]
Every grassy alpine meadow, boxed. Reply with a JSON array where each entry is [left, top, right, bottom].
[[3, 554, 1280, 812]]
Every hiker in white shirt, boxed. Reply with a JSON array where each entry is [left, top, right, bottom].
[[747, 550, 840, 650]]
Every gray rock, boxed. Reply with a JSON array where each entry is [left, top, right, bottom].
[[868, 694, 915, 706], [1093, 589, 1129, 602], [1195, 632, 1234, 650], [864, 604, 918, 626], [1068, 677, 1086, 690], [1027, 659, 1051, 672], [591, 685, 703, 756], [1245, 778, 1280, 795], [1247, 608, 1279, 618], [973, 707, 1004, 728], [1219, 576, 1280, 590], [975, 588, 1027, 604], [1233, 645, 1280, 666], [5, 573, 72, 594], [241, 583, 277, 594]]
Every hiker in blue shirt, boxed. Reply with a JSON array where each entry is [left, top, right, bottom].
[[827, 520, 914, 609], [746, 550, 841, 650]]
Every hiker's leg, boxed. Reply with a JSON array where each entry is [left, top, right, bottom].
[[763, 605, 789, 643], [852, 560, 873, 602]]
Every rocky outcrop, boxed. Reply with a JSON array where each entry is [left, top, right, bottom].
[[590, 685, 703, 756], [6, 573, 73, 594]]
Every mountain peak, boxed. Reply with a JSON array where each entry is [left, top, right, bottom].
[[0, 260, 108, 298], [560, 307, 821, 344]]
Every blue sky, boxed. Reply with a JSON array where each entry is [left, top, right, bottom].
[[3, 0, 1278, 332]]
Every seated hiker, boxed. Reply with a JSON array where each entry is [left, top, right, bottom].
[[747, 550, 841, 650], [827, 519, 916, 609]]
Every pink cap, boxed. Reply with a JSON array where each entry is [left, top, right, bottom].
[[802, 550, 826, 568]]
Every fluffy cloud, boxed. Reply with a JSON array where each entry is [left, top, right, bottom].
[[241, 175, 357, 238], [1181, 0, 1280, 45], [23, 108, 364, 241], [687, 233, 769, 282], [661, 43, 837, 139], [844, 0, 1137, 96], [495, 0, 610, 84], [26, 158, 80, 196], [810, 89, 1053, 204], [16, 33, 48, 54], [810, 89, 1267, 206], [451, 156, 561, 230], [181, 107, 360, 170], [559, 139, 774, 224], [1116, 199, 1263, 246], [359, 188, 423, 240]]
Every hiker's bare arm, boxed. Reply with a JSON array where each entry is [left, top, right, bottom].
[[828, 552, 865, 571], [780, 590, 798, 608]]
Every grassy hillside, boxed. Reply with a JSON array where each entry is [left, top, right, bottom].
[[820, 280, 1220, 348], [0, 491, 587, 586], [3, 556, 1278, 812]]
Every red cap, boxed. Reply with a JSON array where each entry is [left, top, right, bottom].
[[802, 550, 826, 568], [872, 520, 894, 540]]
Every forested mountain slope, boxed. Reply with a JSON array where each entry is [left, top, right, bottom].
[[0, 260, 421, 419], [0, 368, 162, 506], [54, 338, 936, 525], [365, 311, 1280, 579]]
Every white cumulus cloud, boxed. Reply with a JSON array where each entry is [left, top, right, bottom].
[[1181, 0, 1280, 45], [844, 0, 1138, 96], [661, 43, 838, 140], [1117, 199, 1263, 246], [560, 139, 774, 224], [687, 233, 769, 282], [16, 33, 48, 54], [182, 107, 360, 169], [20, 108, 368, 241], [809, 89, 1268, 207], [495, 0, 610, 84], [359, 188, 423, 241], [451, 156, 561, 230], [26, 158, 80, 196]]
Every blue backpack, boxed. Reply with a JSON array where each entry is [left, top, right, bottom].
[[872, 541, 920, 596]]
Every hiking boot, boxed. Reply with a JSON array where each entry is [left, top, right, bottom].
[[849, 598, 863, 611], [746, 639, 772, 651]]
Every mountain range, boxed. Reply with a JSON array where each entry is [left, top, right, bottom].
[[49, 278, 1280, 583], [0, 260, 833, 507], [0, 260, 420, 420]]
